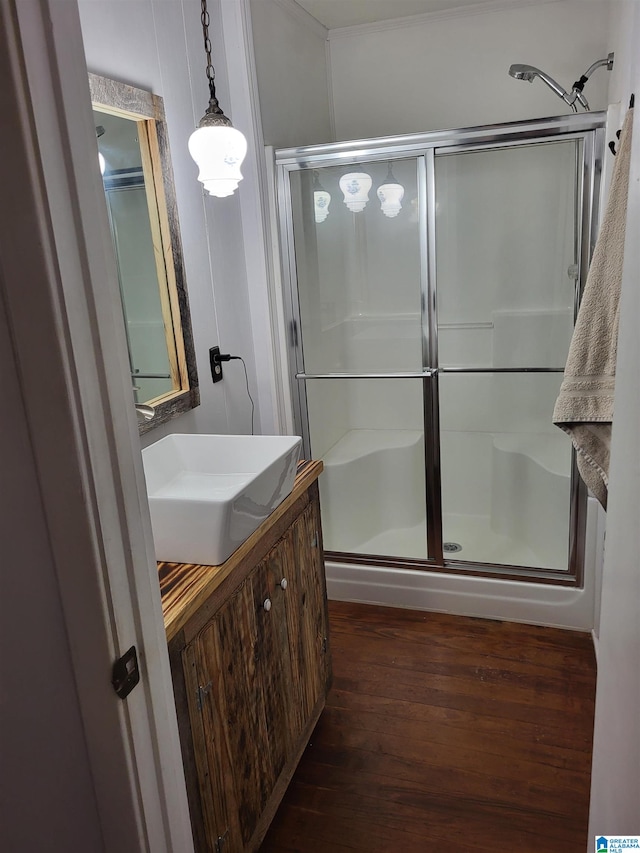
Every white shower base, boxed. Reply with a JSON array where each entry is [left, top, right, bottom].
[[320, 427, 572, 571], [357, 513, 540, 567]]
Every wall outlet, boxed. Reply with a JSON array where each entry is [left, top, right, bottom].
[[209, 346, 223, 383]]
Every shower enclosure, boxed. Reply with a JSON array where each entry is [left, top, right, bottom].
[[276, 112, 605, 583]]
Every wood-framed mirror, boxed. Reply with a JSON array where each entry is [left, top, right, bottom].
[[90, 73, 199, 434]]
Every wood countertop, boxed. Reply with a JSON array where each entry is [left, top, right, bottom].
[[159, 460, 323, 643]]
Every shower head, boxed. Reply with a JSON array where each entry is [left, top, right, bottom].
[[509, 64, 537, 82], [508, 54, 614, 113], [508, 64, 576, 110]]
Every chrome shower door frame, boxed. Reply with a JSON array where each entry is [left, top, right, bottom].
[[275, 112, 606, 584]]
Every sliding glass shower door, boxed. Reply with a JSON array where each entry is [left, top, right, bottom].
[[286, 158, 433, 562], [435, 140, 582, 571], [277, 113, 604, 581]]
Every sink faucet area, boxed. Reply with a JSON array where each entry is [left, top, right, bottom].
[[142, 433, 302, 565]]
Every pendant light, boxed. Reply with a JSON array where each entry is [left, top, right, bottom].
[[377, 163, 404, 218], [188, 0, 247, 198], [313, 171, 331, 223], [339, 171, 372, 213]]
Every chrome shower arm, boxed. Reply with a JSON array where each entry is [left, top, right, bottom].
[[569, 52, 614, 110], [581, 53, 615, 81]]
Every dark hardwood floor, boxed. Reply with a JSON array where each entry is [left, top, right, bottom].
[[260, 600, 596, 853]]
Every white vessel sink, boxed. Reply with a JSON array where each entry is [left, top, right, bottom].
[[142, 433, 302, 565]]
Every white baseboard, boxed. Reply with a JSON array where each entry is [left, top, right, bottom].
[[326, 559, 595, 631], [591, 629, 600, 666]]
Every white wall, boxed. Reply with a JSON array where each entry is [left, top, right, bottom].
[[329, 0, 611, 140], [588, 2, 640, 844], [250, 0, 333, 147], [78, 0, 264, 442]]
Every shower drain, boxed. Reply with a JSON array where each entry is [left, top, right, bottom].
[[443, 542, 462, 554]]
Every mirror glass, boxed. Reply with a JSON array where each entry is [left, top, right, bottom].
[[90, 74, 199, 433]]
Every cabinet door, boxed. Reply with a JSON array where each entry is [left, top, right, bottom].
[[183, 637, 243, 853], [186, 556, 296, 852], [274, 499, 331, 743], [251, 555, 294, 780], [189, 578, 271, 850]]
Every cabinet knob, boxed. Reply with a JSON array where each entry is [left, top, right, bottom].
[[278, 578, 288, 590], [263, 598, 272, 612]]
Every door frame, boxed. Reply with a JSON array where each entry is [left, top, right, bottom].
[[275, 113, 605, 584], [0, 1, 194, 849]]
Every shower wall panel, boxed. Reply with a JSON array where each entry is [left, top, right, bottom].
[[436, 141, 577, 369], [308, 380, 428, 561], [291, 160, 422, 376]]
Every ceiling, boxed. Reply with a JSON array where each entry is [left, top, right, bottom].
[[294, 0, 506, 30]]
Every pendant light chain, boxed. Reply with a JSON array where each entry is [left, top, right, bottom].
[[189, 0, 248, 197], [200, 0, 216, 102]]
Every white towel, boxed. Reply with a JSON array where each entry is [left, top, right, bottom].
[[553, 107, 634, 510]]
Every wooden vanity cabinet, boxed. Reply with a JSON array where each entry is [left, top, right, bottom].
[[164, 470, 331, 853]]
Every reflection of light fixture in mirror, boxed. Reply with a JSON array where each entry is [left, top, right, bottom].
[[377, 163, 404, 218], [339, 171, 372, 212], [188, 0, 247, 198], [313, 171, 331, 223]]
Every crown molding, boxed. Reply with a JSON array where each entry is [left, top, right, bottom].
[[271, 0, 329, 40], [327, 0, 563, 41]]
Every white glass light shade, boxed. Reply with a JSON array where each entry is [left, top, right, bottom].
[[377, 181, 404, 218], [98, 152, 106, 175], [339, 172, 372, 212], [314, 189, 331, 223], [188, 124, 248, 198]]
